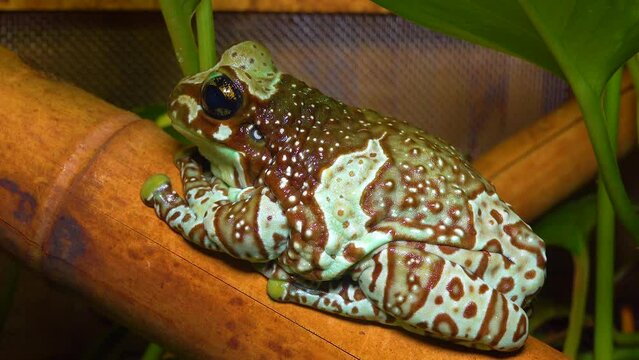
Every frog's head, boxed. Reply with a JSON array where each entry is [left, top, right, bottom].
[[168, 41, 281, 188]]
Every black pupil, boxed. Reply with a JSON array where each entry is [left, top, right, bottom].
[[202, 74, 242, 120]]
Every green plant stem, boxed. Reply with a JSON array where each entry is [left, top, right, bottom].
[[572, 78, 639, 244], [196, 0, 216, 71], [594, 68, 622, 360], [0, 256, 20, 332], [141, 343, 164, 360], [615, 331, 639, 346], [627, 55, 639, 144], [579, 347, 639, 360], [563, 248, 590, 359], [159, 0, 200, 76]]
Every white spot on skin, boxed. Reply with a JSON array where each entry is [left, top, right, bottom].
[[212, 124, 233, 141], [176, 95, 200, 124]]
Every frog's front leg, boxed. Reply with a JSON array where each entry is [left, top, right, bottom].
[[353, 241, 529, 351], [141, 149, 290, 261]]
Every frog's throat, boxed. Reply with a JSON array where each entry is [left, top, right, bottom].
[[174, 124, 249, 188]]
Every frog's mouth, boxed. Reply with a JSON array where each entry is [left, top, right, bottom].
[[173, 123, 250, 188]]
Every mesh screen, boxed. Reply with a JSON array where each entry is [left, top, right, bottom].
[[0, 11, 570, 157]]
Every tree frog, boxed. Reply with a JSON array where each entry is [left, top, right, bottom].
[[141, 41, 546, 351]]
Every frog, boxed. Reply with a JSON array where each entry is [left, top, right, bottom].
[[141, 41, 546, 352]]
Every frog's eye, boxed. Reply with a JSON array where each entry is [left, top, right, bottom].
[[201, 73, 243, 120]]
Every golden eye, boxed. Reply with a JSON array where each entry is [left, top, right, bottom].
[[201, 73, 243, 120]]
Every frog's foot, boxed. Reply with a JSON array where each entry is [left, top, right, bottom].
[[352, 242, 529, 352], [140, 173, 214, 250], [267, 277, 393, 324]]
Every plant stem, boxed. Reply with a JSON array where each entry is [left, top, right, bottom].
[[141, 343, 164, 360], [564, 248, 590, 358], [594, 67, 622, 360], [626, 55, 639, 144], [615, 331, 639, 346], [196, 0, 216, 71], [579, 347, 639, 360], [159, 0, 200, 76]]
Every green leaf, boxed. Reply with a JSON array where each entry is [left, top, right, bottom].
[[519, 1, 639, 96], [371, 0, 562, 75], [533, 194, 597, 255]]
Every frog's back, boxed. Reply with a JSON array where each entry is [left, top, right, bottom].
[[266, 79, 497, 279]]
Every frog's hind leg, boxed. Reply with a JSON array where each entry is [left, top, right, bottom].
[[352, 241, 529, 352], [267, 277, 394, 324]]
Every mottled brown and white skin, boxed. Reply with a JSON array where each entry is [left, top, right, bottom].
[[141, 41, 546, 351]]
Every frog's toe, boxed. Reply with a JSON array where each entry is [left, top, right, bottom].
[[173, 146, 198, 164], [140, 174, 171, 206], [267, 279, 289, 301]]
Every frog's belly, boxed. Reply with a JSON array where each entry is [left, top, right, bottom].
[[313, 138, 392, 279]]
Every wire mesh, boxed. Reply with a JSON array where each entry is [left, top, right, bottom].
[[0, 11, 570, 157]]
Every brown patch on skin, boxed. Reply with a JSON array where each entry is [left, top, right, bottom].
[[475, 290, 504, 346], [438, 245, 459, 255], [474, 252, 490, 277], [479, 284, 489, 294], [351, 306, 359, 314], [447, 277, 465, 301], [168, 211, 181, 222], [464, 259, 472, 267], [368, 251, 384, 293], [435, 295, 443, 305], [505, 222, 546, 268], [512, 313, 528, 343], [0, 178, 37, 223], [463, 302, 477, 318], [416, 321, 429, 329], [433, 313, 459, 337], [353, 288, 366, 301], [229, 297, 244, 306], [524, 270, 536, 279], [344, 243, 365, 263], [490, 209, 503, 224], [488, 295, 510, 347], [482, 239, 503, 253], [497, 277, 514, 294]]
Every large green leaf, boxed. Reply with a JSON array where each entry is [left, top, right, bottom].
[[372, 0, 562, 76], [519, 1, 639, 95]]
